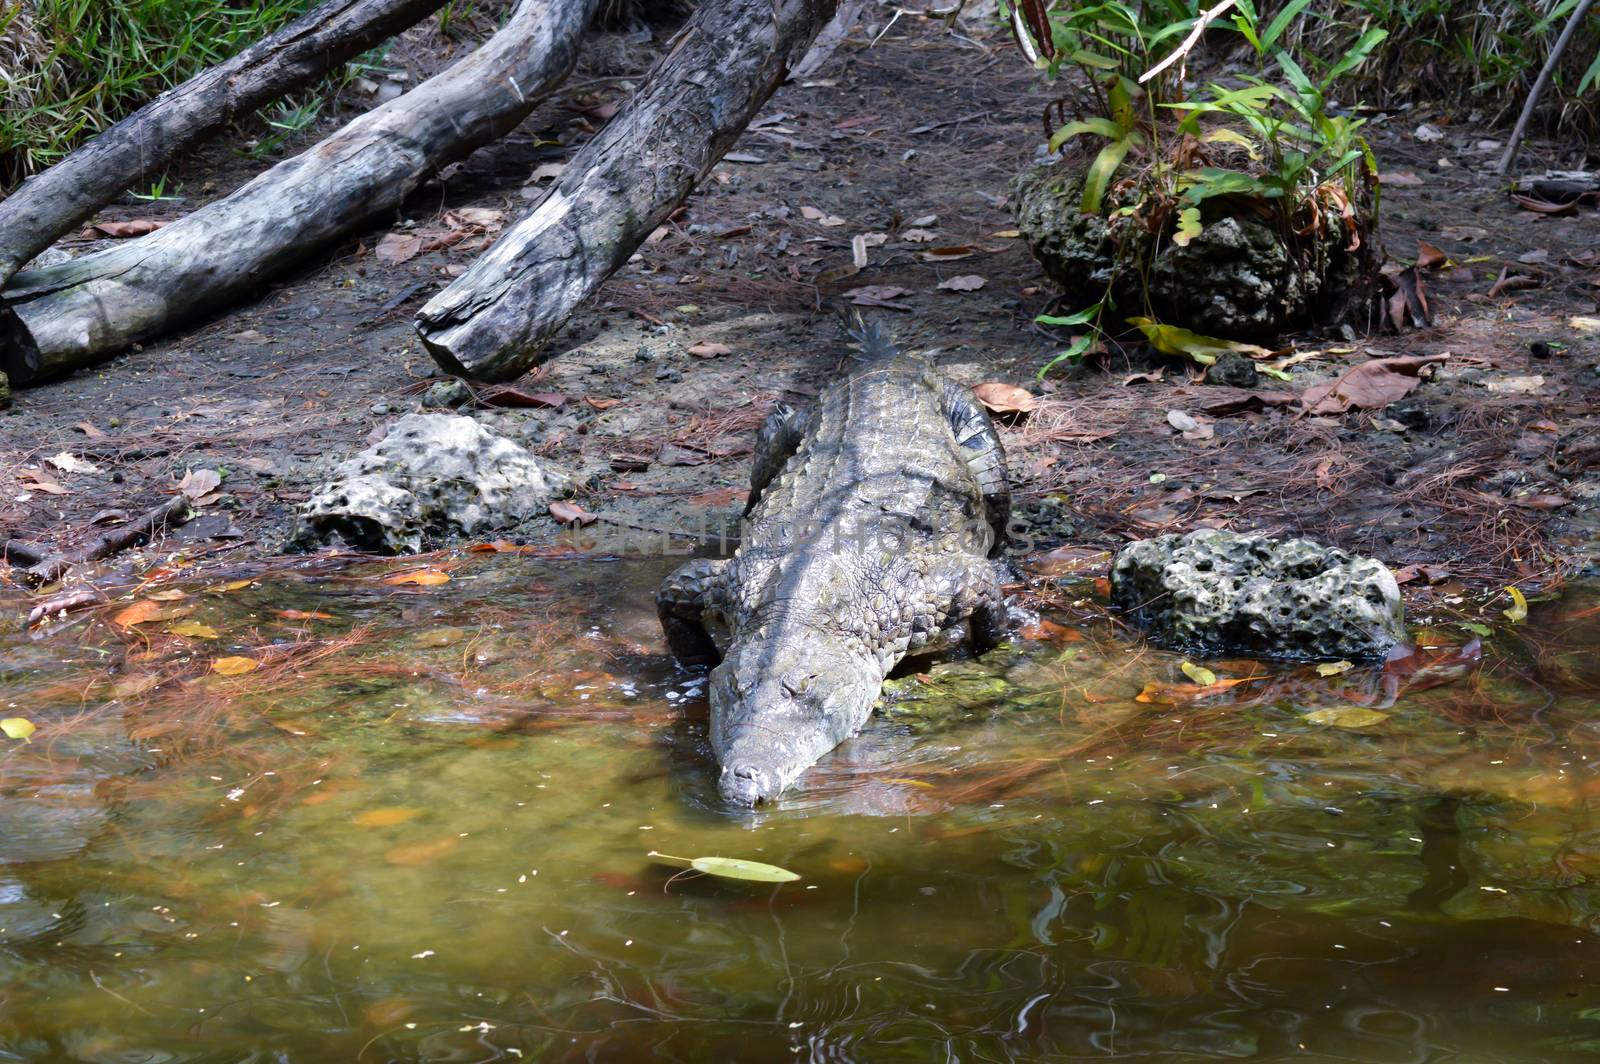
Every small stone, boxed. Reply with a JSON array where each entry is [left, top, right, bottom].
[[1109, 529, 1405, 661], [370, 402, 391, 415], [1206, 350, 1259, 389], [422, 379, 472, 408]]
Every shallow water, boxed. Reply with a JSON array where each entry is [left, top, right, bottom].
[[2, 554, 1599, 1062]]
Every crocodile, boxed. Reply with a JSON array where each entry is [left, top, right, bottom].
[[657, 316, 1012, 805]]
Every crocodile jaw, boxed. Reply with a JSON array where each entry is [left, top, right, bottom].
[[709, 641, 881, 806]]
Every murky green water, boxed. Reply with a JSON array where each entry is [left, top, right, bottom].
[[2, 553, 1599, 1062]]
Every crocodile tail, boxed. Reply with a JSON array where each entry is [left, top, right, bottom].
[[839, 308, 900, 363]]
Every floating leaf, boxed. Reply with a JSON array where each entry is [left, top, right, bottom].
[[1, 718, 37, 740], [113, 600, 184, 627], [1503, 586, 1528, 624], [1179, 661, 1217, 686], [384, 569, 451, 586], [1304, 706, 1389, 728], [278, 609, 334, 620], [650, 850, 801, 883], [354, 807, 422, 828], [212, 656, 260, 676], [207, 579, 255, 593], [1316, 660, 1354, 677], [1458, 621, 1493, 637], [168, 621, 219, 639]]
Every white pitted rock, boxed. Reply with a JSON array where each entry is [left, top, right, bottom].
[[291, 413, 569, 553], [1110, 529, 1405, 661]]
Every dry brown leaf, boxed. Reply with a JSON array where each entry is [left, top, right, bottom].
[[972, 382, 1037, 414], [375, 232, 423, 264], [278, 609, 334, 620], [686, 342, 733, 358], [901, 228, 938, 243], [1301, 355, 1448, 415], [476, 386, 565, 408], [584, 396, 624, 410], [549, 501, 597, 526], [113, 600, 172, 627], [19, 468, 68, 495], [84, 219, 164, 238], [845, 284, 914, 309], [920, 245, 976, 262], [937, 274, 986, 292], [178, 468, 222, 500], [1416, 240, 1448, 269]]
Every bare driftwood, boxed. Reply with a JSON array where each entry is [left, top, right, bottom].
[[0, 0, 598, 386], [10, 496, 194, 589], [0, 0, 450, 287], [415, 0, 842, 380]]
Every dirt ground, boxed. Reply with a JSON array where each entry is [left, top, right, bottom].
[[2, 4, 1598, 606]]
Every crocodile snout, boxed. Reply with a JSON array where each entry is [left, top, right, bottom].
[[720, 762, 777, 806]]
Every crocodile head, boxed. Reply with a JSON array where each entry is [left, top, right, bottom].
[[709, 637, 880, 806]]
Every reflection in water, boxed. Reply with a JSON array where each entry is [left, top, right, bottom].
[[1, 556, 1599, 1061]]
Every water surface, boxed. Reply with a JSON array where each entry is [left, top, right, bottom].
[[2, 554, 1598, 1061]]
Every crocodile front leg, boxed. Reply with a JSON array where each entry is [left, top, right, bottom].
[[656, 558, 730, 665], [951, 555, 1009, 653], [745, 403, 810, 515]]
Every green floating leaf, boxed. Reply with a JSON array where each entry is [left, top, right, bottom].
[[1316, 661, 1354, 677], [1502, 586, 1528, 624], [1304, 706, 1389, 728], [1458, 621, 1493, 637], [1, 717, 37, 741], [1179, 660, 1217, 686], [692, 856, 801, 883]]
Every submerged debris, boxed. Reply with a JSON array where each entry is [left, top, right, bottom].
[[1109, 529, 1406, 661], [290, 413, 569, 553]]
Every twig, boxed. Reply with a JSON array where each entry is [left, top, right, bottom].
[[1140, 0, 1237, 85], [27, 589, 107, 628], [21, 496, 194, 587], [1496, 0, 1596, 176]]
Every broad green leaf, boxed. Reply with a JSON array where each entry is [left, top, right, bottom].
[[1180, 661, 1217, 686], [1503, 586, 1529, 624], [1172, 206, 1202, 247], [1316, 661, 1354, 677], [1070, 49, 1122, 70], [1258, 364, 1293, 382], [1036, 301, 1102, 328], [1305, 706, 1389, 728], [1126, 317, 1273, 366], [1082, 137, 1134, 214], [1, 718, 36, 741], [1260, 0, 1313, 53], [1047, 117, 1121, 153], [1039, 334, 1096, 378], [1201, 127, 1260, 158], [1579, 46, 1600, 95], [1320, 27, 1389, 89], [1458, 621, 1493, 637], [691, 856, 800, 883]]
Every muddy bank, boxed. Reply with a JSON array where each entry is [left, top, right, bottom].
[[1, 10, 1597, 608]]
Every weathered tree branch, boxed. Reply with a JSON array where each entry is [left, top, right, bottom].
[[414, 0, 842, 381], [0, 0, 599, 386], [9, 496, 194, 588], [0, 0, 450, 288]]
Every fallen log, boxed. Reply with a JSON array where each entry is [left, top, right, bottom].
[[414, 0, 842, 380], [9, 496, 193, 588], [0, 0, 450, 288], [0, 0, 598, 386]]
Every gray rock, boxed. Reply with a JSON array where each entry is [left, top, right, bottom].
[[422, 379, 472, 408], [1011, 162, 1376, 340], [290, 413, 569, 553], [1110, 529, 1405, 661], [1207, 350, 1260, 389]]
